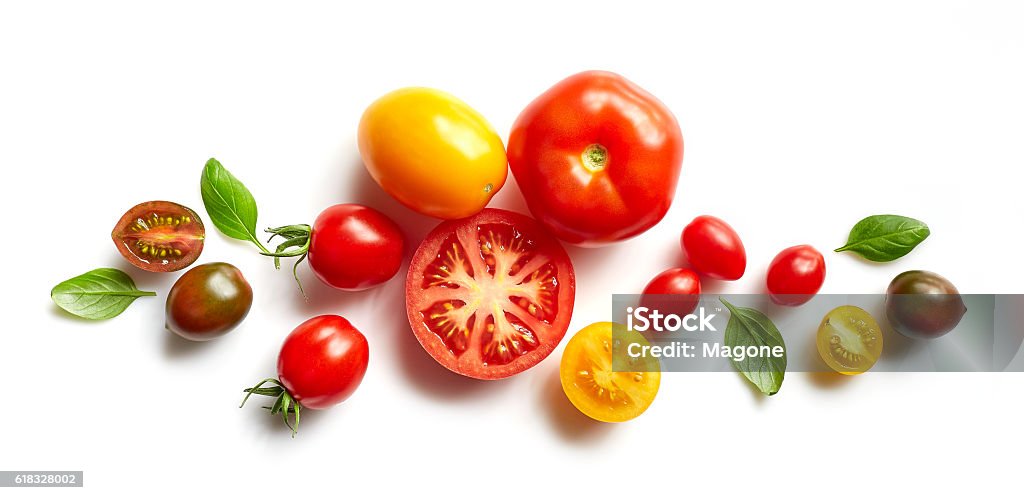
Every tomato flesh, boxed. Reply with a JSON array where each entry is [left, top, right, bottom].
[[560, 322, 661, 422], [816, 306, 883, 374], [111, 201, 205, 272], [407, 209, 575, 379]]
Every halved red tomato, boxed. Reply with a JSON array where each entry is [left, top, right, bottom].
[[111, 201, 205, 272], [406, 209, 575, 379]]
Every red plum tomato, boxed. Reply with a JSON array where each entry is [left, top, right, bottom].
[[766, 245, 826, 306], [680, 216, 746, 281]]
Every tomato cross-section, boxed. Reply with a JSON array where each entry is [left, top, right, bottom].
[[406, 209, 575, 379], [111, 201, 205, 272]]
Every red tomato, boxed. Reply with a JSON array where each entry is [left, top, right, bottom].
[[507, 71, 684, 246], [240, 315, 369, 436], [277, 315, 369, 409], [111, 201, 205, 272], [766, 245, 826, 306], [680, 215, 746, 281], [406, 209, 575, 379], [306, 204, 404, 291], [641, 267, 702, 316]]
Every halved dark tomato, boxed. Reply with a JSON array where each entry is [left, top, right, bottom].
[[406, 209, 575, 379], [111, 201, 205, 272]]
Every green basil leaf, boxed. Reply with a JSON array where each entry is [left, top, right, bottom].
[[51, 268, 156, 320], [835, 214, 930, 262], [200, 158, 263, 247], [720, 298, 786, 396]]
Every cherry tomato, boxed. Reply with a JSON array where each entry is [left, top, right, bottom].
[[885, 270, 966, 339], [241, 315, 369, 436], [816, 305, 883, 374], [766, 245, 826, 306], [306, 204, 404, 291], [406, 209, 575, 379], [111, 201, 205, 272], [358, 88, 508, 219], [277, 315, 369, 409], [166, 262, 252, 341], [641, 267, 702, 316], [507, 71, 684, 246], [560, 322, 661, 423], [680, 215, 746, 280]]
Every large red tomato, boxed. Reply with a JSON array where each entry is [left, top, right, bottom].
[[507, 71, 684, 246], [406, 209, 575, 379]]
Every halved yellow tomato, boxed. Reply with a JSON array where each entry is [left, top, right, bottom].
[[816, 305, 883, 375], [358, 88, 508, 219], [559, 322, 661, 423]]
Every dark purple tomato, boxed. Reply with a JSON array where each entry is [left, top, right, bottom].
[[885, 270, 966, 339], [166, 262, 253, 341]]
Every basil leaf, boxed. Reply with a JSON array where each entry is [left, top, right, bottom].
[[720, 298, 786, 396], [835, 214, 929, 262], [51, 268, 156, 320], [200, 158, 265, 249]]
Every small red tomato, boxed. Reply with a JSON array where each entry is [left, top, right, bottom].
[[241, 315, 369, 436], [508, 71, 684, 246], [641, 268, 702, 316], [767, 245, 826, 306], [680, 216, 746, 280], [306, 204, 404, 291], [277, 315, 369, 409], [265, 204, 404, 293]]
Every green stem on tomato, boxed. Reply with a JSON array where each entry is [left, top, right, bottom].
[[240, 378, 303, 438], [260, 224, 313, 299]]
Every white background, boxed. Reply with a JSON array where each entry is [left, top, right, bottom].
[[2, 1, 1023, 498]]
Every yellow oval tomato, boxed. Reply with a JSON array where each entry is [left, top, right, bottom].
[[559, 322, 660, 423], [358, 88, 508, 219]]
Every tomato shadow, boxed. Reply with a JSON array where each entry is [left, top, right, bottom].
[[394, 319, 497, 400], [537, 365, 615, 444], [244, 396, 331, 441], [161, 325, 248, 359]]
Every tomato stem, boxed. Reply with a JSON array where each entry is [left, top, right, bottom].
[[581, 144, 609, 173], [240, 378, 302, 437], [261, 224, 312, 300]]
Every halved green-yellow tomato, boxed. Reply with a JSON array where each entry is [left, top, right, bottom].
[[559, 322, 660, 422], [816, 305, 883, 375]]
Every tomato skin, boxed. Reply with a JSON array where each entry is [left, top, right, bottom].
[[766, 245, 826, 306], [406, 209, 576, 380], [277, 315, 369, 410], [111, 200, 205, 272], [507, 71, 684, 246], [680, 216, 746, 280], [641, 268, 701, 316], [165, 263, 252, 341], [358, 87, 508, 219], [885, 270, 966, 339], [306, 204, 404, 291]]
